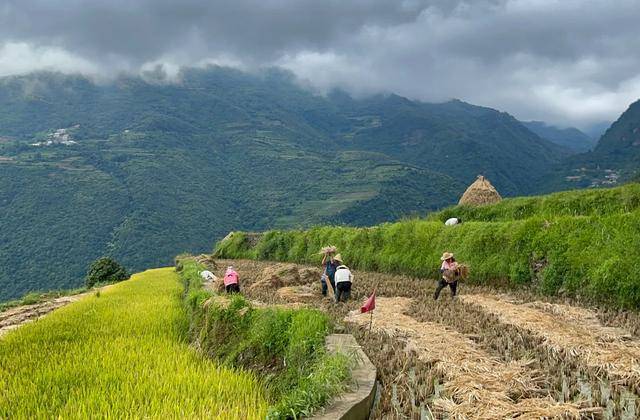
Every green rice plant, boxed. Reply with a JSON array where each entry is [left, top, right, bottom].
[[214, 183, 640, 308], [0, 268, 268, 418], [267, 352, 352, 419], [431, 182, 640, 223]]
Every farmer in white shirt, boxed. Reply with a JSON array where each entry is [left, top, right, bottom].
[[333, 254, 353, 303], [200, 270, 215, 282]]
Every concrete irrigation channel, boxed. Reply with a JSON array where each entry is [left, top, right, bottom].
[[212, 259, 640, 419]]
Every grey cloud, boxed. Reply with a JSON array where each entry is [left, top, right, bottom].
[[0, 0, 434, 63], [1, 0, 639, 128]]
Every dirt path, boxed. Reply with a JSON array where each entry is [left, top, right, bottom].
[[0, 288, 110, 338]]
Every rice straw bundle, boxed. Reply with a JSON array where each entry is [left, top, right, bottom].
[[442, 269, 457, 283], [458, 264, 470, 280], [442, 265, 469, 282], [319, 245, 338, 255], [458, 175, 502, 206]]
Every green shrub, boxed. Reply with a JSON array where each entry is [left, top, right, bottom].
[[85, 257, 128, 288]]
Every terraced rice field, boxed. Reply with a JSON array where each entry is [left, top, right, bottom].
[[216, 259, 640, 419], [0, 268, 268, 418]]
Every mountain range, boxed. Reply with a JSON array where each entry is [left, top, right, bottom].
[[521, 121, 596, 153], [0, 67, 637, 300]]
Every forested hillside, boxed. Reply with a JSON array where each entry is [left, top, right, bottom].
[[541, 100, 640, 192], [0, 67, 570, 299]]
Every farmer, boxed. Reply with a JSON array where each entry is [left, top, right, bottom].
[[333, 254, 353, 303], [321, 252, 340, 297], [199, 270, 215, 282], [434, 252, 459, 300], [444, 217, 462, 226], [223, 266, 240, 294]]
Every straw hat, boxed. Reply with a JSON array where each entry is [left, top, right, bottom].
[[333, 253, 343, 263], [440, 252, 454, 261]]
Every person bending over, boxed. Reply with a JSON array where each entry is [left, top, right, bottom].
[[333, 254, 353, 303], [223, 266, 240, 294]]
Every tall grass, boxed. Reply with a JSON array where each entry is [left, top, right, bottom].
[[215, 184, 640, 308], [0, 268, 268, 418], [178, 259, 352, 419], [431, 182, 640, 222]]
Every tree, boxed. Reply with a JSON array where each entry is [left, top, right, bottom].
[[85, 257, 128, 288]]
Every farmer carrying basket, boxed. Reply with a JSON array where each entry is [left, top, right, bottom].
[[434, 252, 468, 300]]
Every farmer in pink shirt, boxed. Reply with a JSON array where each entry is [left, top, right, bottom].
[[223, 266, 240, 294], [434, 252, 459, 300]]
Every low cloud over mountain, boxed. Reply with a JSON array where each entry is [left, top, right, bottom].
[[1, 0, 639, 128]]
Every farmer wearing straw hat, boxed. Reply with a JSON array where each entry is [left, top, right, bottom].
[[434, 252, 459, 300], [321, 251, 339, 297]]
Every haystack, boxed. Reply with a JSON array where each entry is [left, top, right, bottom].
[[277, 285, 317, 303], [458, 175, 502, 206], [249, 263, 315, 292]]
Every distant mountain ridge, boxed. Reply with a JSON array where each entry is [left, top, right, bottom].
[[0, 67, 571, 299], [522, 120, 596, 153]]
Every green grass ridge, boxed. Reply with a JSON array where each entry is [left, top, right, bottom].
[[215, 183, 640, 308], [177, 258, 352, 419]]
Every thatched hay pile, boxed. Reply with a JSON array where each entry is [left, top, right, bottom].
[[277, 285, 318, 303], [459, 175, 502, 206], [248, 264, 319, 292]]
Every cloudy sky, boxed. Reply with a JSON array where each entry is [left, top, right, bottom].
[[1, 0, 639, 129]]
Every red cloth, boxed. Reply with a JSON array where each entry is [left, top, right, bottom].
[[360, 290, 376, 313]]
